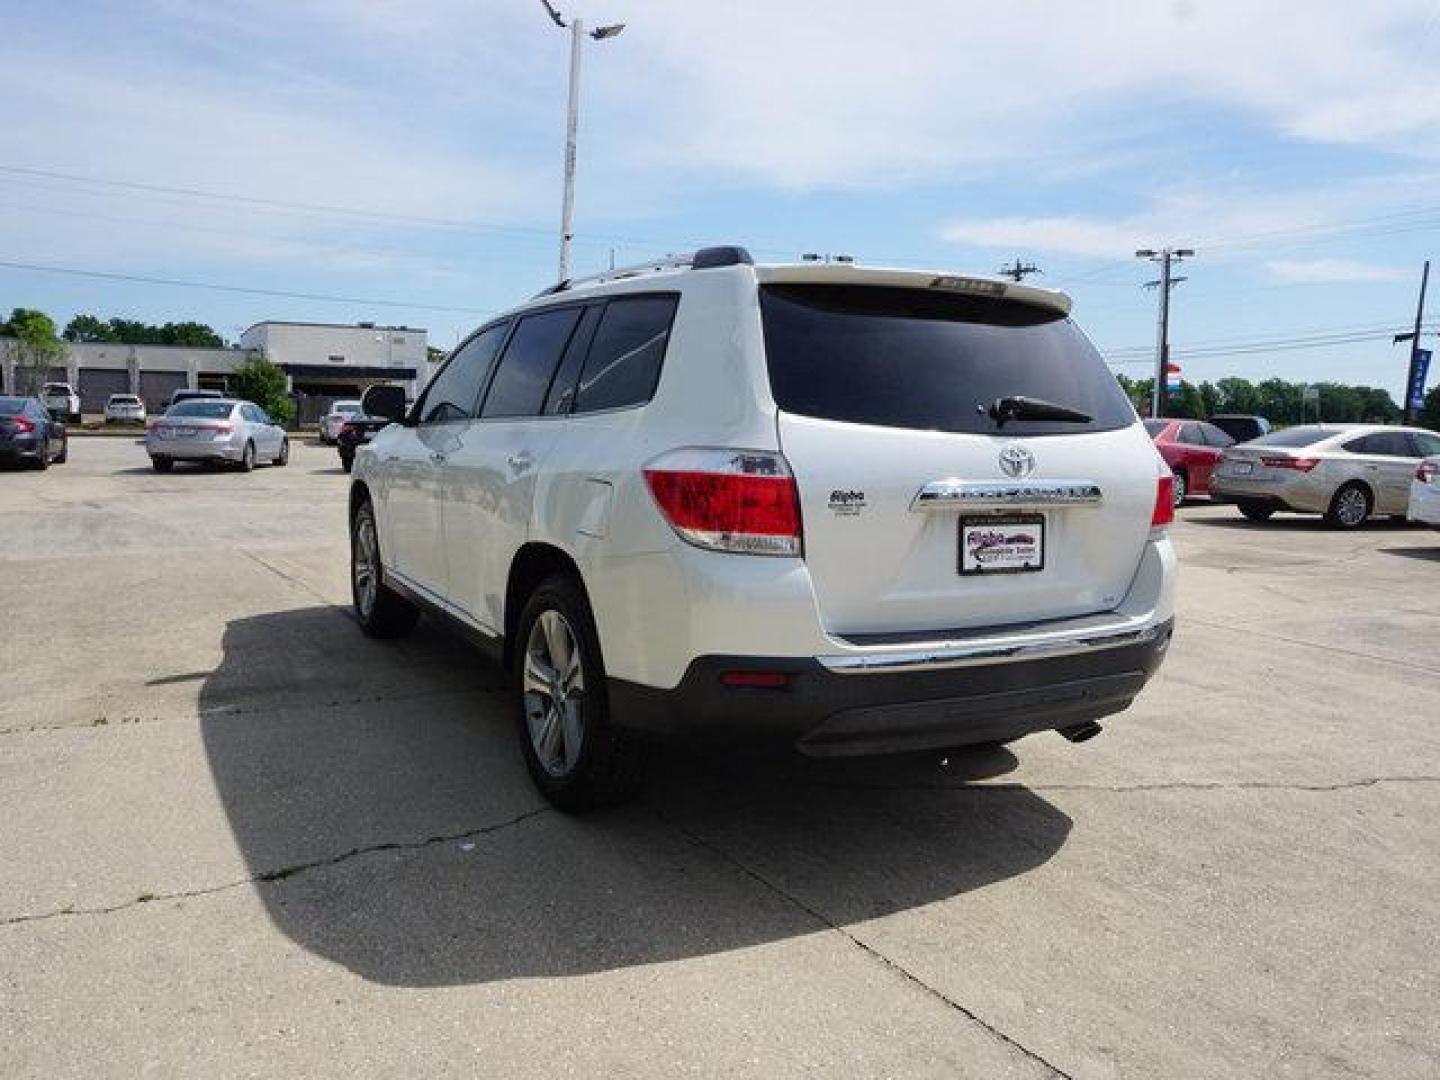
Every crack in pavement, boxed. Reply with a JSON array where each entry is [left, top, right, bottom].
[[1183, 615, 1440, 675], [671, 773, 1440, 797], [0, 806, 549, 929], [241, 549, 343, 611], [656, 810, 1075, 1079]]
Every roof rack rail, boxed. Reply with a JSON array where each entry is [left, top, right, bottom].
[[533, 245, 752, 298]]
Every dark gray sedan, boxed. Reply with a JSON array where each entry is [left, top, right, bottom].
[[0, 396, 68, 469]]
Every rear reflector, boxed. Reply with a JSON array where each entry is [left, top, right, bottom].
[[1260, 455, 1319, 472], [719, 670, 790, 688], [644, 448, 802, 556], [1152, 475, 1175, 529]]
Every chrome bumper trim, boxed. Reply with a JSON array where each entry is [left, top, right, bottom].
[[911, 479, 1103, 512], [817, 617, 1167, 674]]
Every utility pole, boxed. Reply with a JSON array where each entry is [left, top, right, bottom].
[[1395, 261, 1430, 424], [540, 1, 625, 282], [1136, 247, 1195, 419], [998, 258, 1041, 283]]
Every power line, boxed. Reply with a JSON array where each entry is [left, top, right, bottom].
[[0, 257, 494, 315]]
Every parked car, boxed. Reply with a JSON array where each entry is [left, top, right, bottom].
[[146, 398, 290, 472], [41, 382, 81, 423], [169, 388, 225, 407], [0, 395, 68, 468], [1409, 456, 1440, 528], [1207, 414, 1271, 443], [1144, 418, 1235, 504], [103, 393, 147, 425], [348, 246, 1177, 810], [336, 415, 390, 472], [319, 399, 364, 445], [1211, 423, 1440, 527]]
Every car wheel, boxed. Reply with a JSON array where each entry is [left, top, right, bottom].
[[54, 436, 67, 465], [1325, 482, 1371, 529], [34, 445, 50, 470], [350, 499, 419, 638], [515, 574, 647, 812], [276, 438, 290, 467], [239, 441, 255, 472], [151, 456, 173, 473], [1171, 469, 1187, 506], [1238, 499, 1274, 522]]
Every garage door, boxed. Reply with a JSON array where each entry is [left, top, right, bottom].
[[78, 368, 130, 413], [139, 371, 188, 412]]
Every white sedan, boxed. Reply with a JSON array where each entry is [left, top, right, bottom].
[[1409, 456, 1440, 527]]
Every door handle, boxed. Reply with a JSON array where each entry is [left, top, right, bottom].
[[431, 451, 447, 464], [508, 452, 533, 470]]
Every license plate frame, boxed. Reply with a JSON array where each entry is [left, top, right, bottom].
[[959, 513, 1046, 576]]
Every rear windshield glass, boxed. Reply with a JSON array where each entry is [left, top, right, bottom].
[[110, 396, 139, 404], [0, 398, 26, 415], [760, 284, 1135, 435], [332, 401, 361, 413], [1143, 419, 1168, 436], [167, 401, 233, 419], [1249, 427, 1333, 448]]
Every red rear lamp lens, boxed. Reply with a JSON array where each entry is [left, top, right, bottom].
[[719, 671, 790, 688], [1152, 475, 1175, 528]]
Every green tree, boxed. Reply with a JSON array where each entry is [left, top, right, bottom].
[[1215, 377, 1262, 415], [1421, 385, 1440, 430], [63, 314, 118, 342], [228, 354, 294, 426], [158, 321, 225, 348], [4, 308, 66, 395]]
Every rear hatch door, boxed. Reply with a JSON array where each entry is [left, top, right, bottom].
[[761, 280, 1159, 637]]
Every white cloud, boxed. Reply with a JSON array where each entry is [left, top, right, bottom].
[[1265, 259, 1407, 284]]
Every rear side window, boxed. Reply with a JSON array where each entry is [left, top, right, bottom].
[[573, 296, 678, 414], [1143, 419, 1168, 437], [1345, 432, 1414, 457], [482, 307, 584, 419], [1413, 431, 1440, 456], [1199, 423, 1235, 448], [1176, 423, 1205, 445], [0, 399, 24, 416], [760, 284, 1134, 435], [420, 321, 509, 424]]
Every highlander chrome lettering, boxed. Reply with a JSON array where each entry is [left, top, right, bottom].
[[910, 479, 1103, 511]]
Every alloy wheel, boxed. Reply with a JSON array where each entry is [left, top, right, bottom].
[[523, 610, 586, 778], [1335, 487, 1368, 527], [352, 513, 379, 618]]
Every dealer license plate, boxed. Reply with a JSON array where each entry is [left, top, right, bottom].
[[960, 514, 1045, 575], [1228, 462, 1254, 475]]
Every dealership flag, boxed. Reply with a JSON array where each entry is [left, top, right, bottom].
[[1410, 349, 1432, 412]]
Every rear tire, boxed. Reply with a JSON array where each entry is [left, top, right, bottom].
[[1171, 469, 1188, 506], [33, 447, 49, 471], [54, 437, 67, 465], [514, 574, 647, 812], [350, 499, 419, 638], [151, 456, 173, 473], [276, 438, 290, 467], [239, 441, 255, 472], [340, 452, 354, 473], [1238, 500, 1274, 522], [1325, 482, 1371, 529]]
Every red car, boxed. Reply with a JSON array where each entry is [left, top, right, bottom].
[[1145, 419, 1236, 504]]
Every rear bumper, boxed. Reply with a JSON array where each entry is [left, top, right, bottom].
[[1210, 474, 1329, 512], [0, 437, 44, 461], [608, 618, 1173, 756], [146, 436, 243, 461]]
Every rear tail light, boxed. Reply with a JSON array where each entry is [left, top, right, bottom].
[[1151, 474, 1175, 530], [1260, 455, 1320, 472], [212, 422, 235, 434], [643, 447, 803, 556], [1418, 461, 1440, 483], [8, 417, 35, 434]]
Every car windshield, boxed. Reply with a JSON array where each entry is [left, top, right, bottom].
[[0, 398, 27, 415], [760, 284, 1135, 436], [166, 401, 233, 419], [1249, 426, 1336, 448]]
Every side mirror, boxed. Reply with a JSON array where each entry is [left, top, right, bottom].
[[363, 384, 408, 424]]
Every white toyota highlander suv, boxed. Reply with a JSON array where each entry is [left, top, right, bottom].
[[350, 247, 1176, 809]]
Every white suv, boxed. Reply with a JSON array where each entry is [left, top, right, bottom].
[[350, 247, 1176, 809]]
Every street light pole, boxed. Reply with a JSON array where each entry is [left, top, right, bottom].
[[541, 2, 625, 283]]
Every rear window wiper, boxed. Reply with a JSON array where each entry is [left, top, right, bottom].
[[987, 395, 1093, 428]]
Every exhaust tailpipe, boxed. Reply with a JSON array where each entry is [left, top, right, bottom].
[[1060, 721, 1103, 743]]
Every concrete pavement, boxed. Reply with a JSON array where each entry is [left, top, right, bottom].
[[2, 437, 1438, 1078]]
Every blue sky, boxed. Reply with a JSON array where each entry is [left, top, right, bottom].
[[3, 0, 1439, 397]]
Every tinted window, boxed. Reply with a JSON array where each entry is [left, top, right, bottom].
[[573, 296, 677, 413], [420, 322, 509, 424], [167, 401, 234, 419], [1250, 426, 1332, 448], [1176, 423, 1205, 446], [482, 307, 583, 419], [1143, 419, 1169, 437], [542, 305, 603, 415], [1199, 422, 1235, 448], [0, 398, 25, 416], [760, 284, 1134, 435], [1346, 431, 1415, 457], [1412, 431, 1440, 456]]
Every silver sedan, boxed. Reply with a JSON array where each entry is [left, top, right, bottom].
[[1210, 423, 1440, 527], [146, 399, 290, 473]]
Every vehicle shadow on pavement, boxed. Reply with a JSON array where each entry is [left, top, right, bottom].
[[1380, 544, 1440, 561], [1189, 514, 1420, 531], [201, 606, 1072, 987]]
